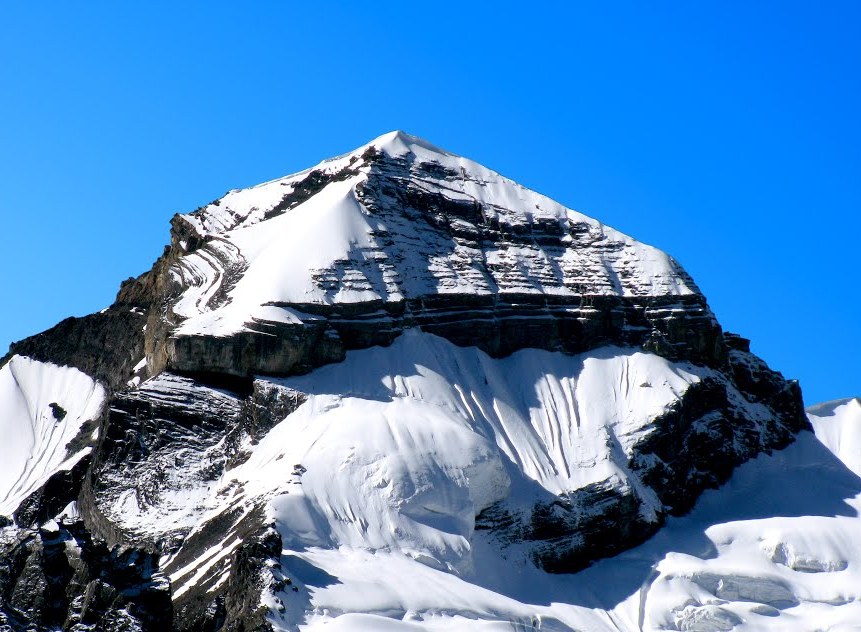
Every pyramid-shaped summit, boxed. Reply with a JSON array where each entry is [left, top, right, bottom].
[[118, 131, 719, 379], [1, 131, 810, 631]]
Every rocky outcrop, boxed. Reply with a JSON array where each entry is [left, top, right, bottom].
[[0, 519, 171, 632], [1, 307, 146, 392], [634, 346, 807, 516]]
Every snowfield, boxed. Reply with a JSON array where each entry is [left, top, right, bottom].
[[151, 329, 861, 631], [262, 390, 861, 632], [2, 131, 855, 631], [0, 356, 105, 515]]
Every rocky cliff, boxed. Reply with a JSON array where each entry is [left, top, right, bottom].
[[0, 132, 808, 631]]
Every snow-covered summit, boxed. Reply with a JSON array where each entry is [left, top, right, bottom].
[[169, 131, 697, 331], [173, 130, 468, 242], [130, 131, 718, 378], [180, 129, 577, 237]]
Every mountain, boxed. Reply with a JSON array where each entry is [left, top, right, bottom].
[[1, 131, 848, 631]]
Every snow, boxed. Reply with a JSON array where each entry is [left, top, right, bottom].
[[217, 332, 708, 579], [808, 397, 861, 475], [0, 355, 105, 516], [248, 330, 705, 503], [153, 332, 715, 623], [57, 500, 80, 522], [169, 131, 698, 339], [219, 334, 861, 631], [174, 177, 393, 337]]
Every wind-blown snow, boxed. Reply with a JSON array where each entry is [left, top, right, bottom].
[[0, 356, 105, 516], [170, 131, 697, 339], [223, 332, 703, 565], [242, 330, 703, 503]]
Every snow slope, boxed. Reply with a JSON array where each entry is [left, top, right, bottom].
[[254, 387, 861, 632], [0, 356, 105, 516], [162, 331, 713, 602], [151, 330, 842, 631]]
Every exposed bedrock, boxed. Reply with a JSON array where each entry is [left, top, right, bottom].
[[165, 292, 724, 378], [79, 373, 304, 549], [2, 307, 146, 392], [0, 519, 171, 632]]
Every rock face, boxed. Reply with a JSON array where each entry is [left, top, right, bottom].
[[0, 132, 808, 631]]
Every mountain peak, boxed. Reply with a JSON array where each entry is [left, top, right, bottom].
[[147, 131, 713, 377], [0, 132, 815, 632], [364, 129, 452, 158]]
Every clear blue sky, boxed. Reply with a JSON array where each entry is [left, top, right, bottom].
[[1, 2, 858, 405]]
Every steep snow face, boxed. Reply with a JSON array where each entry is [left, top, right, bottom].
[[174, 177, 383, 336], [169, 131, 698, 339], [241, 330, 704, 504], [250, 382, 861, 632], [0, 356, 105, 516], [163, 332, 713, 607]]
